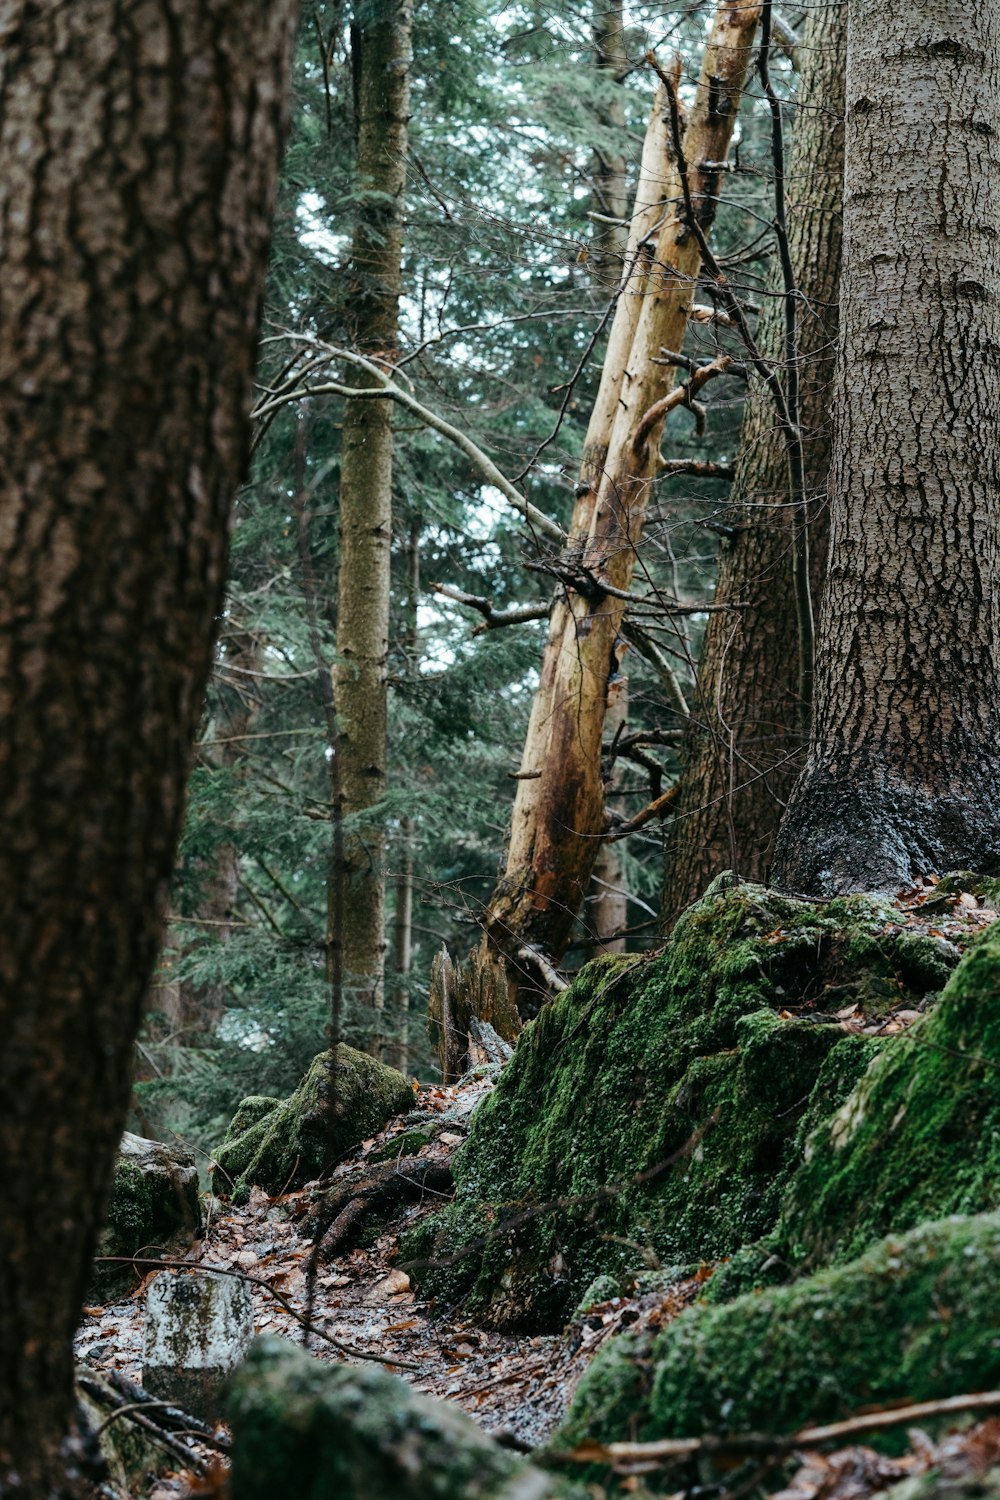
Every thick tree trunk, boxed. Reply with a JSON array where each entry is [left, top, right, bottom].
[[477, 2, 761, 1021], [660, 0, 846, 925], [772, 0, 1000, 894], [0, 2, 295, 1493], [336, 0, 413, 1054]]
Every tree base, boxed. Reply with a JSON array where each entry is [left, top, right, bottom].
[[772, 766, 1000, 895]]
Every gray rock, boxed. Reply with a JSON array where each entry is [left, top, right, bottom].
[[91, 1133, 201, 1301], [143, 1270, 253, 1421]]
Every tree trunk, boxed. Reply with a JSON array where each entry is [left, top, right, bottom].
[[477, 1, 762, 1022], [156, 628, 263, 1039], [590, 3, 629, 286], [660, 0, 846, 925], [772, 0, 1000, 894], [588, 685, 629, 953], [388, 515, 420, 1074], [336, 0, 413, 1055], [0, 2, 295, 1493]]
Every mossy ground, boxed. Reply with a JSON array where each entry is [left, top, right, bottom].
[[212, 1046, 413, 1199], [405, 879, 958, 1330], [775, 921, 1000, 1267], [559, 1211, 1000, 1451]]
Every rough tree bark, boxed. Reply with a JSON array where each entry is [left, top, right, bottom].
[[336, 0, 413, 1053], [772, 0, 1000, 894], [0, 2, 295, 1493], [660, 0, 846, 925], [476, 1, 762, 1022]]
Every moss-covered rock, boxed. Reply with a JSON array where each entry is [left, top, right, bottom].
[[92, 1133, 201, 1300], [560, 1212, 1000, 1449], [774, 921, 1000, 1268], [213, 1047, 413, 1199], [227, 1336, 583, 1500], [407, 880, 953, 1330]]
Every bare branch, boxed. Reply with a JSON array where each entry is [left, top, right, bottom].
[[558, 1391, 1000, 1470], [606, 784, 679, 840], [251, 341, 566, 545], [430, 582, 549, 633]]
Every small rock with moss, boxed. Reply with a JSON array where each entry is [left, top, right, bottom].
[[92, 1132, 201, 1300], [227, 1336, 584, 1500], [212, 1046, 413, 1199], [143, 1269, 253, 1419]]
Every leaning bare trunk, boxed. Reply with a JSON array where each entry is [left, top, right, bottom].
[[772, 0, 1000, 894], [0, 3, 295, 1492], [661, 0, 846, 925], [336, 0, 413, 1053], [476, 1, 762, 1023]]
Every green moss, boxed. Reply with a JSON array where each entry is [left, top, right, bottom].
[[560, 1212, 1000, 1449], [413, 881, 947, 1330], [212, 1047, 413, 1198], [776, 921, 1000, 1268], [92, 1136, 201, 1299], [227, 1336, 582, 1499], [368, 1125, 437, 1163]]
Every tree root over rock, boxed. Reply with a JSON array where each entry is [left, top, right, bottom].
[[312, 1153, 455, 1260]]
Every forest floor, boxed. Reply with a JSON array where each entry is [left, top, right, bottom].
[[76, 875, 1000, 1498]]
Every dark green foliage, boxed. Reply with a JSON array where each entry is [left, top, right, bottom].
[[212, 1047, 413, 1199], [559, 1212, 1000, 1448], [405, 880, 953, 1329], [227, 1336, 582, 1499]]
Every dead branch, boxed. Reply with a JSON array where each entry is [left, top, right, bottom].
[[312, 1154, 455, 1259], [619, 620, 690, 718], [658, 459, 735, 482], [431, 582, 550, 633], [606, 784, 679, 841], [251, 340, 565, 544], [517, 944, 570, 994], [633, 354, 734, 459], [557, 1391, 1000, 1470]]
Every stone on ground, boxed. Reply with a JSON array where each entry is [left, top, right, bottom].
[[92, 1132, 201, 1300], [212, 1045, 414, 1199], [142, 1269, 253, 1420]]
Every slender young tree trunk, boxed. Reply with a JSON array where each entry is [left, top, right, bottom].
[[590, 3, 629, 285], [388, 514, 420, 1074], [773, 0, 1000, 894], [156, 628, 263, 1038], [0, 2, 295, 1492], [477, 2, 762, 1021], [588, 685, 629, 952], [661, 0, 846, 925], [336, 0, 413, 1053]]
